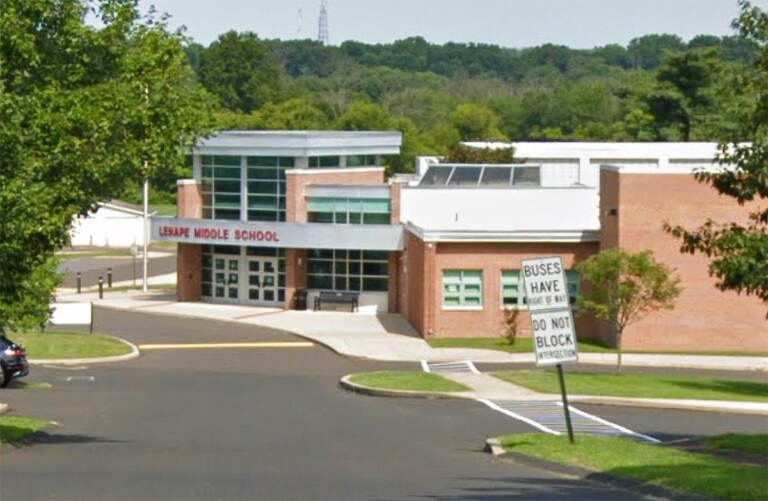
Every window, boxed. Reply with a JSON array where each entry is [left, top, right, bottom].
[[201, 155, 242, 220], [419, 165, 541, 187], [307, 249, 389, 292], [513, 166, 541, 185], [442, 270, 483, 308], [346, 154, 377, 167], [307, 197, 391, 225], [308, 156, 340, 168], [245, 156, 293, 222], [501, 269, 581, 308]]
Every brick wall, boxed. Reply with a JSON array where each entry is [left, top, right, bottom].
[[600, 168, 768, 350], [285, 168, 385, 222], [176, 180, 203, 301]]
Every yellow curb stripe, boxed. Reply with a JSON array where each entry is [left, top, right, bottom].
[[139, 342, 314, 350]]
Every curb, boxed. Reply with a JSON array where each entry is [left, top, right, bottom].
[[485, 438, 714, 501], [339, 375, 473, 400], [569, 395, 768, 416], [28, 337, 140, 366]]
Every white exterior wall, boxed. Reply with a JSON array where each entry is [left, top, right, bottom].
[[400, 187, 599, 232], [70, 207, 146, 247]]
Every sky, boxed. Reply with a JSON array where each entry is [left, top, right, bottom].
[[136, 0, 768, 49]]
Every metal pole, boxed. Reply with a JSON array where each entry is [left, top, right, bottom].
[[90, 302, 94, 334], [98, 276, 104, 300], [556, 363, 575, 444], [142, 176, 149, 292], [107, 267, 112, 288], [77, 272, 81, 294]]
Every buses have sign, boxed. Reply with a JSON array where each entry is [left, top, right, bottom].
[[521, 256, 570, 312]]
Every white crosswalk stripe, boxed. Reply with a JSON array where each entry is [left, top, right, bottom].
[[422, 360, 480, 374]]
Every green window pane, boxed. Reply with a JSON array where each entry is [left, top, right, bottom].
[[320, 156, 340, 167], [214, 209, 240, 220], [347, 198, 362, 212], [214, 179, 241, 193], [278, 157, 295, 168], [215, 194, 241, 208], [201, 155, 214, 166], [248, 181, 277, 194], [248, 196, 278, 210], [202, 167, 213, 178], [248, 210, 277, 221], [346, 155, 364, 167], [247, 156, 277, 167], [307, 198, 336, 212], [248, 167, 278, 180], [214, 166, 241, 179], [213, 155, 241, 166], [363, 199, 391, 214], [363, 213, 390, 225], [363, 251, 388, 261], [362, 277, 388, 291], [443, 270, 483, 307], [444, 296, 460, 306]]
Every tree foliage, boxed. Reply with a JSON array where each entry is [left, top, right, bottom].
[[0, 0, 215, 330], [577, 249, 681, 372], [665, 1, 768, 315]]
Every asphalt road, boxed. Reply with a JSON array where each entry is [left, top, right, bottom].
[[58, 253, 176, 288], [1, 309, 766, 500]]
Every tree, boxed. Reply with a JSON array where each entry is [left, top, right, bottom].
[[577, 249, 681, 372], [0, 0, 214, 331], [451, 103, 506, 141], [627, 34, 685, 69], [198, 31, 280, 112], [665, 1, 768, 315], [645, 49, 722, 140]]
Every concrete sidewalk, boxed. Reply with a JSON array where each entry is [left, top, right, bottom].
[[55, 289, 768, 371]]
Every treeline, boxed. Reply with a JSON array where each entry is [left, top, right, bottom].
[[175, 31, 756, 184]]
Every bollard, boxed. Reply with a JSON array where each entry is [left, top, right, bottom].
[[77, 272, 82, 294], [98, 275, 104, 299], [107, 267, 112, 288]]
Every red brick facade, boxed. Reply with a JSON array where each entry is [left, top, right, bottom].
[[176, 180, 203, 301], [599, 168, 768, 350]]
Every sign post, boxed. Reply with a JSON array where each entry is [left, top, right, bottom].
[[521, 256, 579, 443]]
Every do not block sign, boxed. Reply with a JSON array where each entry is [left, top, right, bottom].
[[531, 309, 578, 366]]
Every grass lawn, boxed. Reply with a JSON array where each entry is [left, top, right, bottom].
[[57, 249, 133, 259], [348, 371, 471, 392], [0, 415, 49, 447], [500, 433, 766, 501], [150, 204, 177, 217], [706, 433, 768, 458], [10, 331, 133, 359], [427, 337, 768, 357], [492, 370, 768, 402]]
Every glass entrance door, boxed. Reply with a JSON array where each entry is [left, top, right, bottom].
[[246, 257, 279, 305], [213, 255, 240, 301]]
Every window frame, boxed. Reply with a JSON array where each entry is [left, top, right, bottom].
[[442, 269, 484, 310]]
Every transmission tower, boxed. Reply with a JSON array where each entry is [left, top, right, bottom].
[[318, 0, 329, 45]]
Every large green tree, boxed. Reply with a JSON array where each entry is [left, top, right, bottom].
[[0, 0, 215, 330], [199, 31, 280, 113], [666, 0, 768, 314]]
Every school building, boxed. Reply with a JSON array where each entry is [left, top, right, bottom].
[[151, 131, 767, 351]]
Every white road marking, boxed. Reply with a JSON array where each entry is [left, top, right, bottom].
[[139, 341, 314, 350]]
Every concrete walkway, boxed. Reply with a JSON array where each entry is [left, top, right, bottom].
[[54, 289, 768, 371]]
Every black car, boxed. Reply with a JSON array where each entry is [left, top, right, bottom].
[[0, 330, 29, 387]]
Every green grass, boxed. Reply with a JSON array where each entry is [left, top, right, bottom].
[[492, 370, 768, 402], [10, 331, 133, 359], [0, 416, 49, 446], [150, 204, 177, 216], [706, 434, 768, 458], [348, 371, 471, 392], [500, 433, 766, 501], [57, 249, 133, 259], [427, 337, 768, 357]]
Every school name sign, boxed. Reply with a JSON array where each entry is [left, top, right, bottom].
[[521, 256, 579, 366]]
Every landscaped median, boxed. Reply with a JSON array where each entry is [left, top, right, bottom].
[[11, 330, 137, 362], [493, 433, 767, 501], [492, 370, 768, 402], [342, 371, 471, 397]]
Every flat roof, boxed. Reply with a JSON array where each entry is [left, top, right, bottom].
[[195, 130, 403, 157], [463, 141, 721, 159]]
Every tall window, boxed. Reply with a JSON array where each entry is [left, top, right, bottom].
[[442, 270, 483, 307], [346, 154, 377, 167], [246, 156, 293, 222], [201, 155, 242, 220], [501, 270, 581, 308], [307, 197, 391, 224], [307, 249, 389, 292]]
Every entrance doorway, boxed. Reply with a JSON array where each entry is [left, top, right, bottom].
[[213, 255, 240, 301], [246, 256, 280, 305]]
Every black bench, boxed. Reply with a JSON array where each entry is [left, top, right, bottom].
[[314, 291, 359, 313]]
